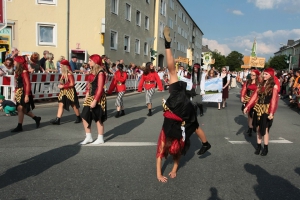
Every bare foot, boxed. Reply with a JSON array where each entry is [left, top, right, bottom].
[[157, 175, 168, 183], [169, 171, 177, 178]]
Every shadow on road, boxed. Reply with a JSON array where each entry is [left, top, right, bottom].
[[0, 142, 81, 189], [104, 117, 147, 142], [207, 187, 222, 200], [244, 163, 300, 199], [106, 106, 151, 118], [234, 115, 256, 148], [295, 167, 300, 176], [0, 115, 80, 141]]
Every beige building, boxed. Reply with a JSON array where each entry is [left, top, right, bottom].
[[4, 0, 203, 68]]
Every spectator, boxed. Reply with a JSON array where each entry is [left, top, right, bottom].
[[5, 47, 19, 59], [127, 63, 136, 75], [29, 52, 44, 73], [56, 56, 65, 73], [69, 55, 78, 72], [110, 63, 117, 74], [39, 50, 49, 71], [80, 63, 90, 74], [45, 53, 57, 73], [0, 58, 14, 75], [177, 65, 187, 78], [0, 95, 17, 116]]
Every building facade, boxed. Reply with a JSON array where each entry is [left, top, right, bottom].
[[274, 39, 300, 69], [4, 0, 203, 68]]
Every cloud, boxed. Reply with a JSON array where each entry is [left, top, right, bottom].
[[232, 10, 244, 15], [247, 0, 285, 9], [203, 29, 300, 60], [202, 38, 231, 56]]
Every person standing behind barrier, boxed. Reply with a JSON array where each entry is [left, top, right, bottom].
[[56, 56, 65, 74], [0, 58, 14, 75], [29, 52, 44, 73], [50, 60, 81, 125], [11, 56, 41, 132], [39, 50, 49, 72], [138, 62, 163, 116], [45, 53, 57, 73], [107, 64, 128, 118], [80, 54, 107, 145]]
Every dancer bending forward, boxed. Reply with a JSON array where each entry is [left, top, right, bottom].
[[156, 27, 211, 183]]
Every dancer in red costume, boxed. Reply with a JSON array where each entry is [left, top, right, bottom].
[[244, 68, 278, 156], [156, 27, 211, 183], [50, 60, 81, 125], [80, 54, 107, 145], [107, 64, 128, 118], [11, 56, 41, 132], [137, 62, 163, 116], [240, 69, 260, 136]]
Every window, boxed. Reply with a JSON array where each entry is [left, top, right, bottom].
[[136, 10, 141, 26], [111, 0, 119, 14], [124, 35, 130, 52], [135, 39, 140, 54], [170, 0, 174, 10], [125, 3, 131, 21], [145, 16, 149, 30], [159, 22, 164, 38], [110, 30, 118, 49], [37, 23, 57, 46], [168, 17, 173, 29], [37, 0, 57, 5], [144, 42, 148, 55], [160, 0, 166, 16]]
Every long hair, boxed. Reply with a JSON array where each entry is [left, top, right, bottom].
[[163, 137, 182, 160], [259, 76, 275, 95], [15, 62, 24, 76], [247, 71, 260, 86], [117, 64, 124, 77], [90, 64, 102, 75], [192, 67, 200, 83], [60, 64, 72, 83], [30, 52, 39, 64], [144, 62, 154, 75]]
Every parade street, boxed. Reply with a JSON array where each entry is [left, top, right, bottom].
[[0, 87, 299, 199]]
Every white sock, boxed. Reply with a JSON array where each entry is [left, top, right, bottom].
[[91, 135, 104, 144], [80, 133, 93, 145]]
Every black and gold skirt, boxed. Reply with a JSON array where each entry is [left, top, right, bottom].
[[15, 88, 35, 113], [252, 103, 273, 136], [81, 94, 107, 128], [58, 87, 80, 111]]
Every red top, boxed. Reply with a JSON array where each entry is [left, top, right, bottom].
[[61, 74, 75, 89], [85, 72, 106, 101], [245, 86, 278, 115], [274, 76, 280, 92], [138, 72, 163, 91], [107, 70, 128, 94], [241, 82, 257, 99], [16, 71, 31, 96]]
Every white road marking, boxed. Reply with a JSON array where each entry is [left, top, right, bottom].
[[83, 142, 157, 146], [225, 137, 293, 144]]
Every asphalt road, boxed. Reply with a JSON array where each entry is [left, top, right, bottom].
[[0, 87, 299, 199]]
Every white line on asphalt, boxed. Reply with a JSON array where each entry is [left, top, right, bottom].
[[83, 142, 157, 146], [225, 137, 293, 144]]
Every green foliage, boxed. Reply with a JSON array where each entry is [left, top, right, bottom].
[[212, 50, 226, 71], [225, 51, 244, 71], [269, 55, 289, 70]]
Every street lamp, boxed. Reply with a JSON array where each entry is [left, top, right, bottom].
[[280, 43, 296, 71]]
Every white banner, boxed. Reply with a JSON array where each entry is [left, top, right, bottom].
[[202, 77, 223, 102]]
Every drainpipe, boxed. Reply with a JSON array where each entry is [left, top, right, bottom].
[[66, 0, 70, 60]]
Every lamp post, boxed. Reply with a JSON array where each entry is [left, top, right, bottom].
[[280, 43, 295, 71]]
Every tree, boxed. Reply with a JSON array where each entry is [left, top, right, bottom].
[[212, 50, 226, 71], [269, 55, 288, 71], [265, 56, 272, 68], [225, 51, 244, 71]]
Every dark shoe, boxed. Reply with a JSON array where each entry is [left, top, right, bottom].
[[261, 146, 268, 156], [120, 110, 125, 116], [34, 116, 41, 128], [74, 116, 82, 123], [147, 111, 152, 116], [254, 144, 261, 155], [163, 26, 171, 49], [50, 117, 60, 125], [11, 124, 23, 132], [247, 128, 253, 137], [198, 104, 204, 116], [115, 111, 120, 118], [197, 143, 211, 155]]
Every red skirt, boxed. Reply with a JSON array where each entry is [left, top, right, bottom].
[[222, 86, 229, 99]]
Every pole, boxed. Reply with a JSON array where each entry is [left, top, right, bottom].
[[289, 55, 292, 72]]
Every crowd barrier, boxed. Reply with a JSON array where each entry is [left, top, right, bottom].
[[0, 73, 139, 101]]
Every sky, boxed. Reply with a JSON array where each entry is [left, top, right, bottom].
[[181, 0, 300, 61]]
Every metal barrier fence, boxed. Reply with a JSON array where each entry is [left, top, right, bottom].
[[0, 73, 139, 101]]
